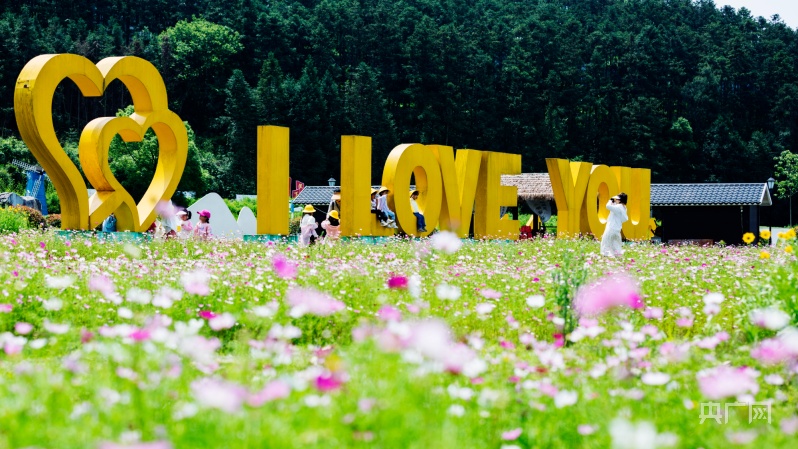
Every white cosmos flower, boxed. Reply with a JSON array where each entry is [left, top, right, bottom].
[[526, 295, 545, 308], [435, 284, 461, 301], [641, 372, 670, 386], [45, 275, 74, 289], [750, 308, 790, 331]]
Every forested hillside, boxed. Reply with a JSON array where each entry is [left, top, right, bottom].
[[1, 0, 796, 196]]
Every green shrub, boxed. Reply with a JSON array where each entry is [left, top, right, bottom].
[[224, 197, 258, 217], [45, 214, 62, 228], [0, 207, 30, 233], [289, 216, 301, 234], [13, 205, 46, 229]]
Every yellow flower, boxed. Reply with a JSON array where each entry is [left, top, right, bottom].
[[778, 232, 786, 240], [786, 229, 797, 240], [760, 230, 771, 240], [742, 233, 755, 244], [786, 245, 794, 254], [760, 251, 771, 259]]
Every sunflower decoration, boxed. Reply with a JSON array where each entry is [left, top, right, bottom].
[[742, 232, 756, 244], [785, 245, 793, 255], [760, 230, 771, 240], [760, 251, 771, 259]]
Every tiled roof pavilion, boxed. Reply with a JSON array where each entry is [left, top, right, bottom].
[[650, 183, 772, 207], [292, 178, 773, 207]]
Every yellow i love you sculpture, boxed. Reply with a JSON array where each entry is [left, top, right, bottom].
[[14, 54, 188, 231]]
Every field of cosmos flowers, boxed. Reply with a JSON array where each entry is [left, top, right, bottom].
[[1, 230, 798, 449]]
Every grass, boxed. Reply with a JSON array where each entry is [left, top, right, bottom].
[[0, 231, 796, 448]]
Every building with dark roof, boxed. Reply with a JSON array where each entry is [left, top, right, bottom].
[[651, 183, 772, 245]]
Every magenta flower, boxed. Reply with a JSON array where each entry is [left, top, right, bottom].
[[315, 374, 343, 392], [129, 328, 151, 342], [501, 428, 522, 440], [697, 365, 759, 400], [272, 254, 298, 279], [0, 304, 12, 313], [287, 287, 345, 317], [573, 275, 643, 316], [198, 310, 217, 320], [248, 380, 291, 407], [387, 276, 409, 289]]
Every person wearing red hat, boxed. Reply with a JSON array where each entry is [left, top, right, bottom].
[[194, 209, 213, 239]]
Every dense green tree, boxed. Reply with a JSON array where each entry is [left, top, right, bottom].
[[1, 0, 798, 189]]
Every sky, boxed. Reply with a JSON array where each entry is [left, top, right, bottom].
[[720, 1, 798, 28]]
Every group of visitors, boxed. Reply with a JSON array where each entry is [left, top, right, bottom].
[[297, 186, 429, 246], [371, 187, 426, 232], [102, 207, 213, 240], [299, 205, 341, 246]]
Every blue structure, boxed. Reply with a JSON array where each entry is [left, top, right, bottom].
[[12, 160, 48, 215]]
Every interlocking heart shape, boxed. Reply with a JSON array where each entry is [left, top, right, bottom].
[[14, 54, 188, 231]]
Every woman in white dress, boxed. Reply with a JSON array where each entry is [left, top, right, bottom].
[[299, 205, 319, 246], [600, 193, 628, 257]]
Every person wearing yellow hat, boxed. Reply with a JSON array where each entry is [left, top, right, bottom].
[[321, 210, 341, 242], [376, 186, 398, 228], [299, 204, 319, 246], [410, 190, 427, 232]]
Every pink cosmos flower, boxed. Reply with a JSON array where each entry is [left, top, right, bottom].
[[14, 322, 33, 335], [248, 380, 291, 406], [697, 365, 759, 400], [573, 275, 643, 316], [643, 307, 663, 320], [387, 276, 409, 289], [286, 287, 345, 317], [781, 416, 798, 436], [314, 374, 344, 392], [272, 254, 298, 279], [501, 428, 522, 440], [88, 274, 115, 296], [750, 338, 797, 365], [209, 313, 236, 331], [480, 288, 502, 299], [191, 378, 247, 413], [0, 304, 12, 313], [155, 200, 177, 222], [181, 269, 211, 296], [377, 305, 402, 322]]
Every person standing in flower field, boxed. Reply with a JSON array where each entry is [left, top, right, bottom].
[[601, 193, 628, 257], [194, 210, 213, 239], [321, 210, 341, 242], [177, 210, 193, 238], [299, 205, 319, 246], [410, 190, 427, 233]]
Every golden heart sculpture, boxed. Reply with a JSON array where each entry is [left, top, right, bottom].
[[14, 54, 188, 231]]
